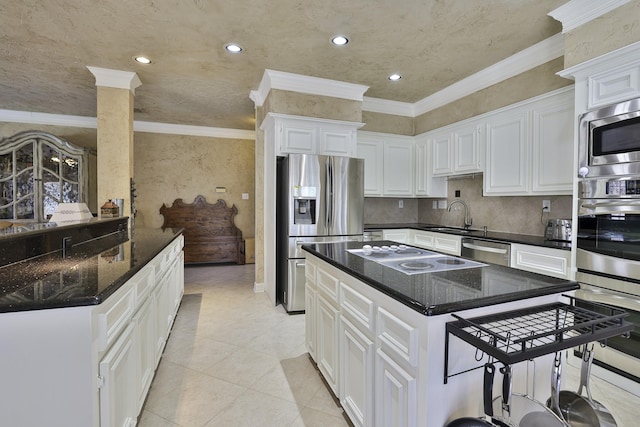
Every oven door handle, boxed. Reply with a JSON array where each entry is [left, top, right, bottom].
[[580, 199, 640, 215], [575, 287, 640, 312]]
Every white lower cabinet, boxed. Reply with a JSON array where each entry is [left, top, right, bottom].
[[510, 243, 571, 279], [340, 316, 374, 427], [409, 230, 462, 256], [382, 229, 410, 244], [375, 349, 417, 427], [133, 295, 157, 412], [317, 293, 340, 395], [99, 323, 138, 427]]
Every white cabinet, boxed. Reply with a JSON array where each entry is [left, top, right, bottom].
[[409, 230, 461, 256], [357, 134, 385, 196], [431, 131, 454, 176], [454, 122, 484, 174], [99, 323, 137, 427], [133, 295, 156, 412], [340, 316, 374, 427], [484, 106, 530, 195], [262, 113, 363, 157], [415, 136, 447, 197], [510, 243, 571, 279], [305, 259, 318, 362], [382, 136, 414, 197], [316, 267, 341, 396], [531, 96, 574, 194], [375, 349, 417, 427], [382, 229, 410, 244], [430, 121, 484, 177], [484, 88, 574, 196]]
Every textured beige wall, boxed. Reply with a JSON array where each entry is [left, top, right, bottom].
[[133, 133, 255, 240], [563, 0, 640, 69], [364, 198, 418, 224], [415, 58, 571, 134], [0, 122, 99, 213], [265, 89, 362, 122], [361, 111, 414, 135], [96, 86, 134, 219], [417, 177, 572, 237]]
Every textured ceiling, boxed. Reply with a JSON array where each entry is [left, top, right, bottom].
[[1, 0, 565, 131]]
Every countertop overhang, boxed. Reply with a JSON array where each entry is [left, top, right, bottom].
[[302, 240, 578, 316]]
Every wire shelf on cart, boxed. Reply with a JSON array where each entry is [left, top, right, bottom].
[[444, 298, 633, 383]]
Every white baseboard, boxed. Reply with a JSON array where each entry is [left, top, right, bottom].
[[253, 281, 265, 293]]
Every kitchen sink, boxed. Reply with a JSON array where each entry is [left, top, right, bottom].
[[427, 227, 475, 234]]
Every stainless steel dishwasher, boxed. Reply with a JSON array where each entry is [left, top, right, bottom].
[[461, 237, 511, 266]]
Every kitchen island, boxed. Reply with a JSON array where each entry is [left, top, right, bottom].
[[0, 226, 184, 427], [302, 240, 581, 427]]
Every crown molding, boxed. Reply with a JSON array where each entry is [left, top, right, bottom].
[[0, 109, 255, 140], [250, 69, 369, 107], [413, 33, 564, 117], [362, 97, 415, 117], [548, 0, 631, 33], [86, 66, 142, 94], [134, 121, 255, 140], [558, 40, 640, 80]]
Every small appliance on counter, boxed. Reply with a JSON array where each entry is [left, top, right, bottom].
[[545, 218, 572, 242]]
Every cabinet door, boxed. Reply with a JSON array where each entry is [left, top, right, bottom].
[[320, 128, 355, 156], [375, 349, 417, 427], [454, 123, 483, 174], [382, 229, 409, 244], [280, 123, 316, 154], [305, 284, 317, 362], [134, 296, 156, 413], [357, 137, 384, 196], [317, 293, 340, 396], [431, 131, 453, 176], [383, 140, 414, 196], [531, 98, 573, 194], [411, 231, 434, 249], [510, 243, 571, 279], [434, 234, 461, 256], [99, 323, 137, 427], [152, 275, 171, 363], [484, 109, 530, 195], [340, 317, 374, 427]]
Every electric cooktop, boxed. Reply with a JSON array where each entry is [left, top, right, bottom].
[[347, 244, 487, 275]]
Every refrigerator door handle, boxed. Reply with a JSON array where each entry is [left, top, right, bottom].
[[326, 157, 332, 230]]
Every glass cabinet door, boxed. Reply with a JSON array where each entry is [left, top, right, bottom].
[[0, 131, 87, 222]]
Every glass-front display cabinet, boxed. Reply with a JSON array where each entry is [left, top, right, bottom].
[[0, 131, 89, 222]]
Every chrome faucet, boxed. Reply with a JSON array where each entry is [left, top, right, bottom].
[[447, 200, 473, 230]]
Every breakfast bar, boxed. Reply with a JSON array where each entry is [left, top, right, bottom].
[[301, 240, 585, 426]]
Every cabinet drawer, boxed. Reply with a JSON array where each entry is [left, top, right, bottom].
[[511, 243, 570, 279], [340, 283, 374, 334], [317, 267, 339, 303], [377, 307, 418, 368], [131, 265, 155, 306], [97, 286, 135, 352]]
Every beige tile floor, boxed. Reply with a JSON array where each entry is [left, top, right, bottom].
[[139, 264, 640, 427]]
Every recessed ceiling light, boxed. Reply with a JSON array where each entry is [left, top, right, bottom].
[[134, 56, 151, 64], [331, 35, 349, 46], [225, 43, 243, 53], [388, 73, 402, 81]]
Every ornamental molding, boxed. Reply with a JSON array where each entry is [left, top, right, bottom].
[[86, 66, 142, 94], [548, 0, 631, 33]]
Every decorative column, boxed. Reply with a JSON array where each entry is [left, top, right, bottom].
[[87, 66, 141, 223]]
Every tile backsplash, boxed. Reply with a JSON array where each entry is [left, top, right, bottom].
[[364, 176, 573, 237]]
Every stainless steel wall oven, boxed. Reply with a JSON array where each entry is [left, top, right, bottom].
[[576, 176, 640, 394]]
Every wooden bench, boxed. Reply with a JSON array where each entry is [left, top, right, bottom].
[[160, 195, 245, 265]]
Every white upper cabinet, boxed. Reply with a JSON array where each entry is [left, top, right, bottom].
[[484, 87, 574, 196], [382, 136, 414, 197], [484, 106, 530, 195], [262, 113, 363, 157], [531, 94, 574, 194], [357, 134, 385, 197], [429, 120, 484, 177], [415, 135, 447, 197]]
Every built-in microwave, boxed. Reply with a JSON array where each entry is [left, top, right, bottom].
[[578, 97, 640, 178]]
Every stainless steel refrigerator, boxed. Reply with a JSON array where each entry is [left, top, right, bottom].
[[276, 154, 364, 313]]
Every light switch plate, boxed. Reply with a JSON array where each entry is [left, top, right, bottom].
[[438, 200, 447, 209], [242, 193, 249, 200]]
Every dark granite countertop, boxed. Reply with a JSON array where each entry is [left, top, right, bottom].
[[0, 227, 183, 313], [365, 223, 571, 250], [302, 240, 578, 316]]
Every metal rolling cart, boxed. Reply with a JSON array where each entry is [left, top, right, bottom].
[[444, 296, 633, 427]]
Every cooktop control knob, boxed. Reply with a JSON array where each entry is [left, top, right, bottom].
[[578, 166, 589, 178]]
